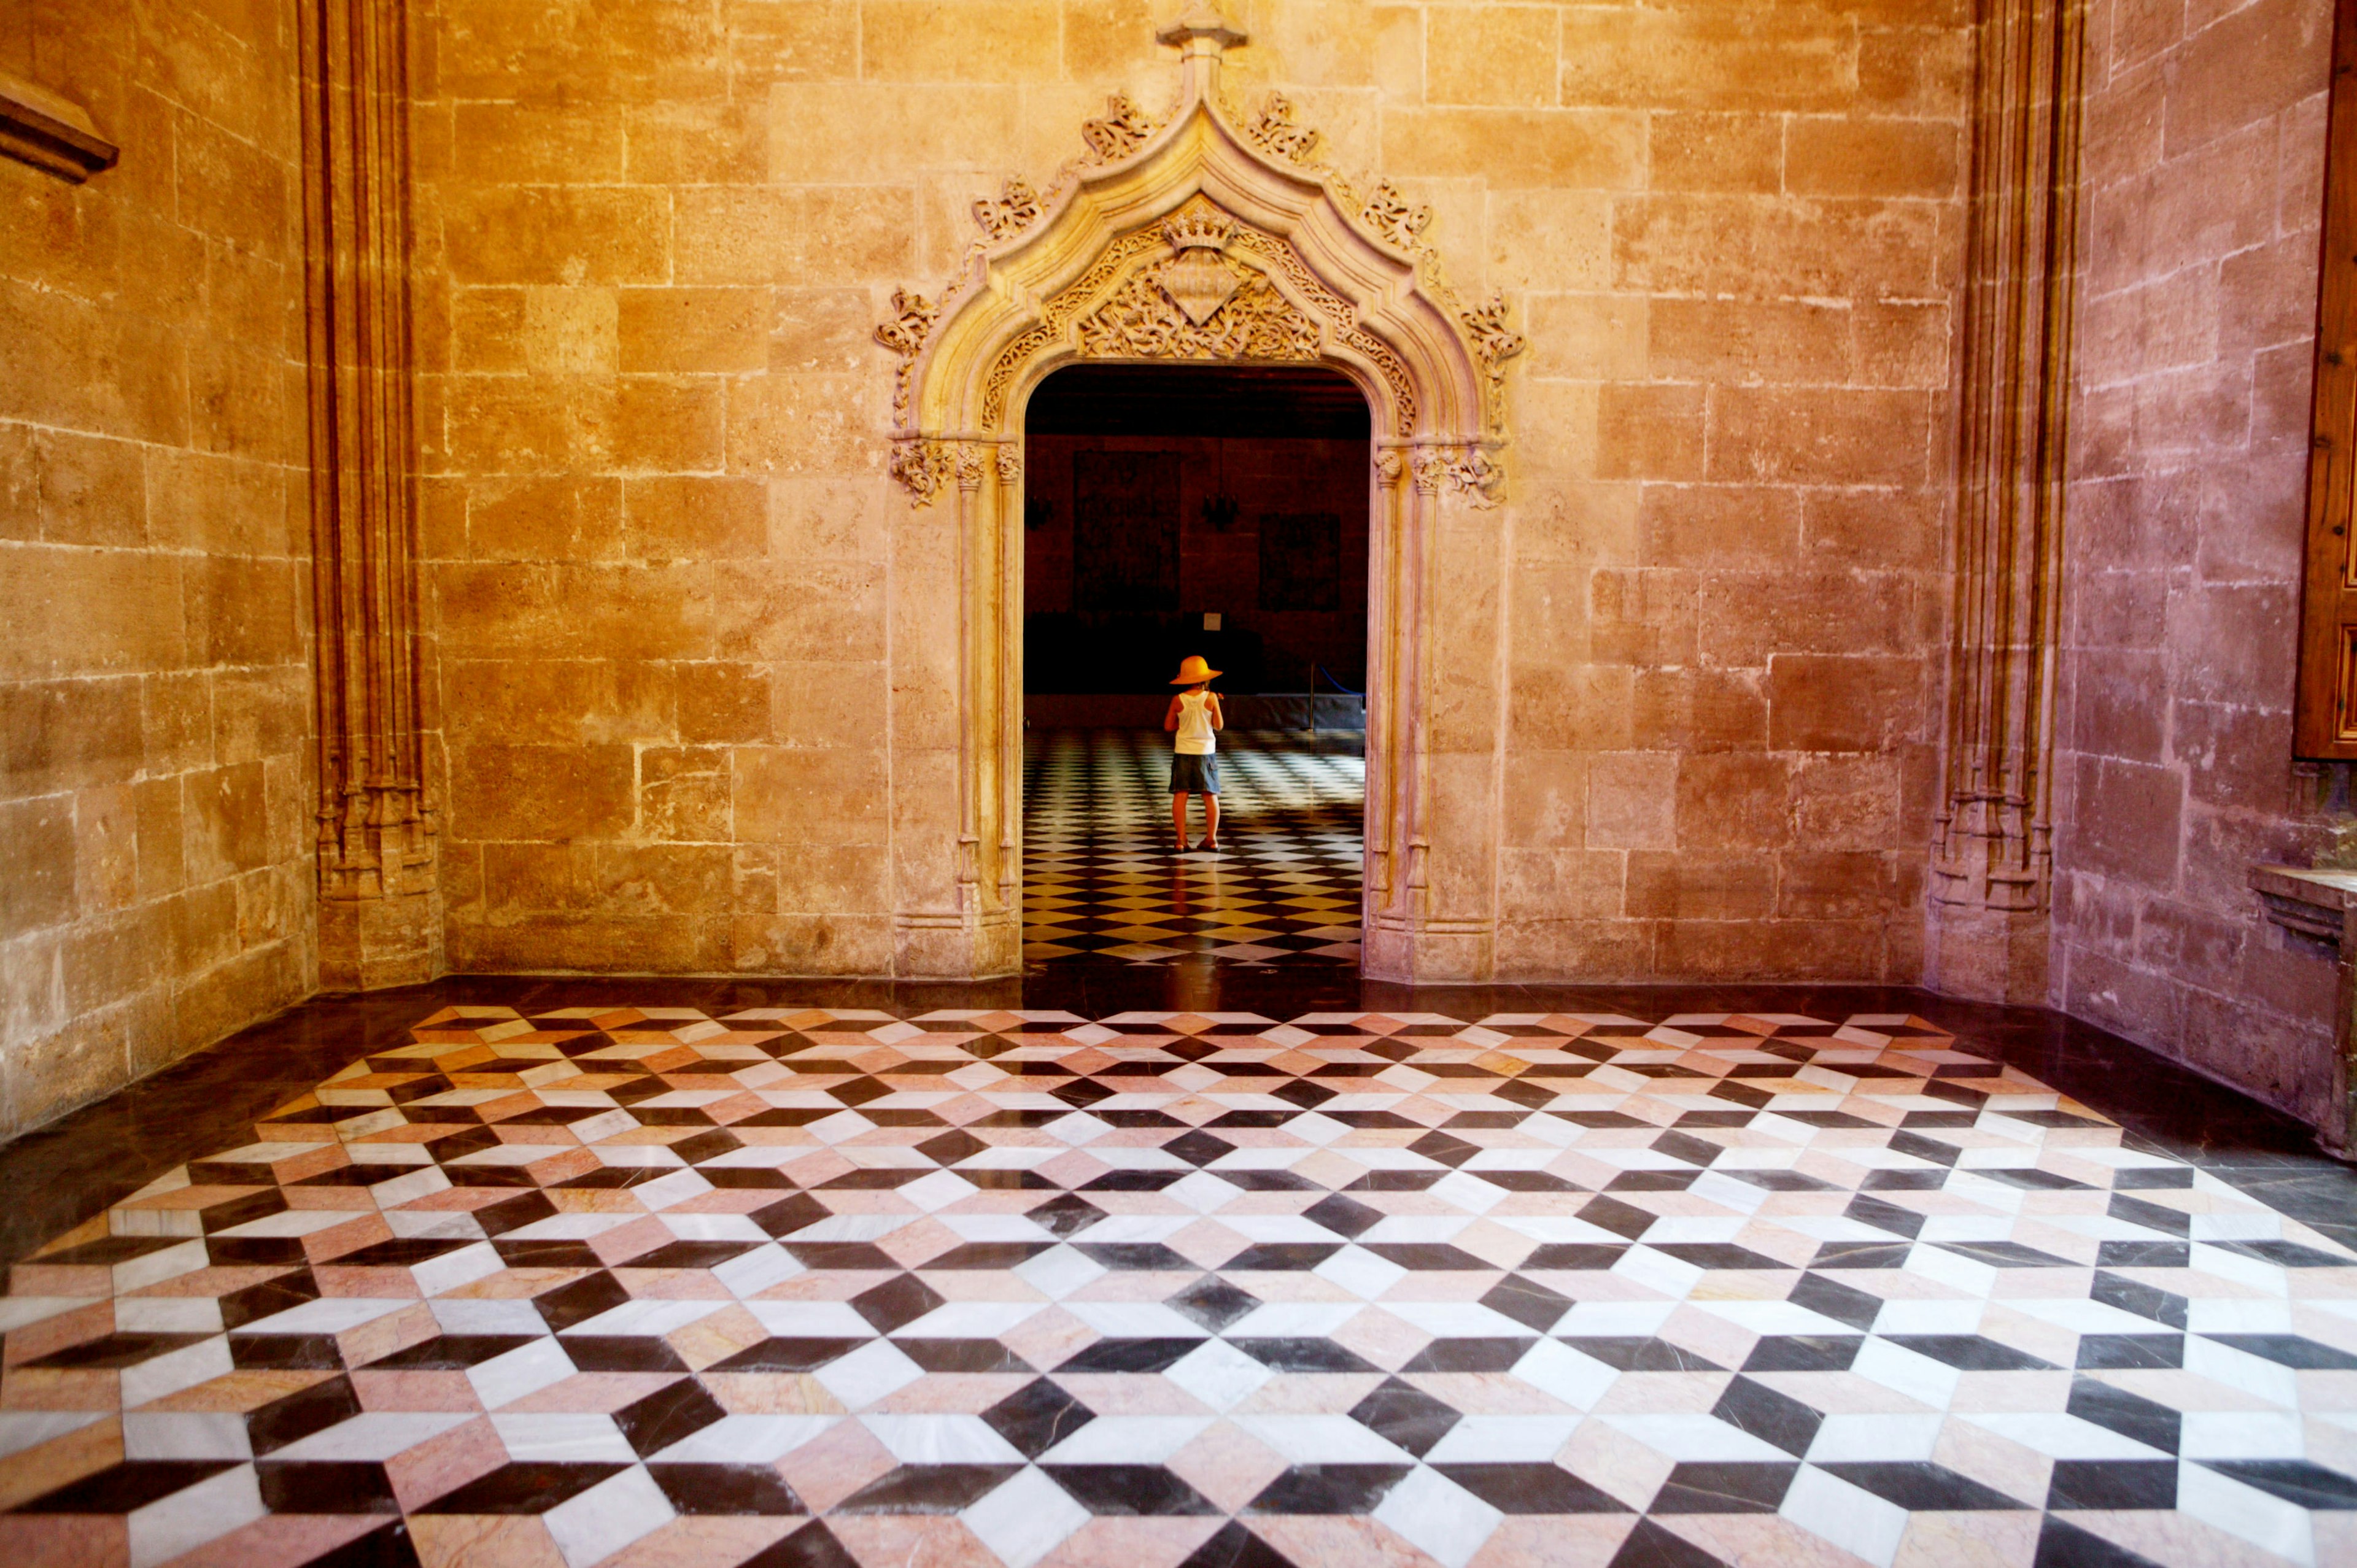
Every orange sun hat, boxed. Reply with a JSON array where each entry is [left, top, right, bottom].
[[1170, 654, 1221, 685]]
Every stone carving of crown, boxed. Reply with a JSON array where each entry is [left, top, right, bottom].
[[1163, 210, 1236, 253]]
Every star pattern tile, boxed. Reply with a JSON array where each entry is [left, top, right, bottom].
[[1023, 730, 1363, 966], [5, 1003, 2357, 1568]]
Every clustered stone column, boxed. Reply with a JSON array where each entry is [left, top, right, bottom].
[[1926, 0, 2088, 1003], [300, 0, 439, 990]]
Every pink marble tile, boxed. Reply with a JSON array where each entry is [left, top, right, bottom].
[[1035, 1516, 1224, 1568], [1666, 1513, 1886, 1568], [497, 1372, 680, 1413], [998, 1307, 1097, 1372], [353, 1370, 482, 1412], [871, 1373, 1032, 1413], [773, 1415, 898, 1512], [386, 1415, 506, 1512], [338, 1302, 441, 1370], [600, 1516, 799, 1567], [1466, 1517, 1635, 1568], [1059, 1373, 1211, 1416], [1164, 1419, 1288, 1512], [0, 1514, 128, 1567], [407, 1514, 570, 1568], [830, 1515, 1002, 1568], [1252, 1516, 1444, 1567]]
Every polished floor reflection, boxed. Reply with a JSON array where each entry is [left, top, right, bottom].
[[4, 992, 2356, 1568], [1022, 730, 1363, 967]]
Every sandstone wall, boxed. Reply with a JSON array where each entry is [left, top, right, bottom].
[[2053, 0, 2342, 1120], [0, 2, 314, 1135], [412, 0, 1967, 979]]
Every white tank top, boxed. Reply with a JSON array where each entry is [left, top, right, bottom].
[[1174, 690, 1217, 755]]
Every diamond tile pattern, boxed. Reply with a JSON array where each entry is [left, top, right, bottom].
[[6, 1004, 2357, 1567], [1023, 730, 1363, 965]]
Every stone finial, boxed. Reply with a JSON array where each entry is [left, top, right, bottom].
[[1156, 6, 1247, 55]]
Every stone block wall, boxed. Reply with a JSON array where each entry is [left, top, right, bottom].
[[411, 0, 1968, 980], [0, 3, 314, 1136], [2053, 0, 2342, 1121]]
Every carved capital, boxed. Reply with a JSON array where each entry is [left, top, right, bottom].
[[1409, 445, 1503, 506], [889, 437, 953, 505], [953, 441, 988, 491], [996, 446, 1023, 484], [1374, 449, 1406, 487]]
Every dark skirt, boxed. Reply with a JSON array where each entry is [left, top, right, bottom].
[[1169, 752, 1219, 794]]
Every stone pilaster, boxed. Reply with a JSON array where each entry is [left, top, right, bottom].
[[300, 0, 439, 991], [1926, 0, 2088, 1004]]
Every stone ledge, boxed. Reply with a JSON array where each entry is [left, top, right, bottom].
[[0, 69, 117, 183], [2250, 863, 2357, 944]]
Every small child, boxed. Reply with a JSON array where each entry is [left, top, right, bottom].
[[1163, 654, 1225, 851]]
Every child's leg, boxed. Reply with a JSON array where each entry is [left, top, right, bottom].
[[1202, 792, 1220, 847], [1172, 792, 1190, 846]]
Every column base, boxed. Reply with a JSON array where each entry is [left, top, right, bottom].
[[1361, 919, 1493, 984], [893, 910, 1020, 978], [319, 890, 443, 992], [1925, 902, 2049, 1005]]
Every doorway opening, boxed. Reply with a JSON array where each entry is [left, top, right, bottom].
[[1018, 362, 1370, 967]]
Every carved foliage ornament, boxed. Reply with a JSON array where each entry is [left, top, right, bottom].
[[873, 287, 937, 419], [972, 177, 1042, 242], [1244, 91, 1318, 164], [1082, 94, 1157, 162], [1359, 180, 1432, 252]]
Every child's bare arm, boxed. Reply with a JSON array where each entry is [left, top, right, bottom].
[[1207, 693, 1223, 730], [1164, 695, 1182, 731]]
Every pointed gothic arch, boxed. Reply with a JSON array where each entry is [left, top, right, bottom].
[[874, 12, 1523, 982]]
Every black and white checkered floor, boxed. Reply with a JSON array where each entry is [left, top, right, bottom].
[[4, 1001, 2355, 1567], [1022, 730, 1364, 967]]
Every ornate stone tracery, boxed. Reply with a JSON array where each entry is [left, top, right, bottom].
[[1073, 206, 1322, 362], [871, 6, 1517, 983]]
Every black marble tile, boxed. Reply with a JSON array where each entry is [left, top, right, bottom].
[[614, 1377, 729, 1458], [257, 1460, 401, 1513], [1881, 1334, 2054, 1371], [1819, 1461, 2026, 1511], [14, 1459, 238, 1513], [2046, 1459, 2180, 1511], [833, 1464, 1023, 1513], [646, 1462, 808, 1515], [1646, 1461, 1798, 1513], [982, 1377, 1096, 1458], [1243, 1464, 1414, 1514], [416, 1461, 627, 1513], [1177, 1520, 1302, 1568], [1043, 1464, 1221, 1515], [2204, 1332, 2357, 1369], [1434, 1462, 1630, 1513], [2067, 1376, 2181, 1455], [1709, 1375, 1822, 1457]]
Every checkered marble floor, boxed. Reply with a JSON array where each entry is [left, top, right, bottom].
[[1023, 730, 1363, 966], [6, 1004, 2357, 1568]]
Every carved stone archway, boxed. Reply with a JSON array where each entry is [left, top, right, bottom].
[[876, 10, 1521, 981]]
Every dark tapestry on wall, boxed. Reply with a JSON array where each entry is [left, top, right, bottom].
[[1259, 511, 1341, 612], [1074, 451, 1180, 610]]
